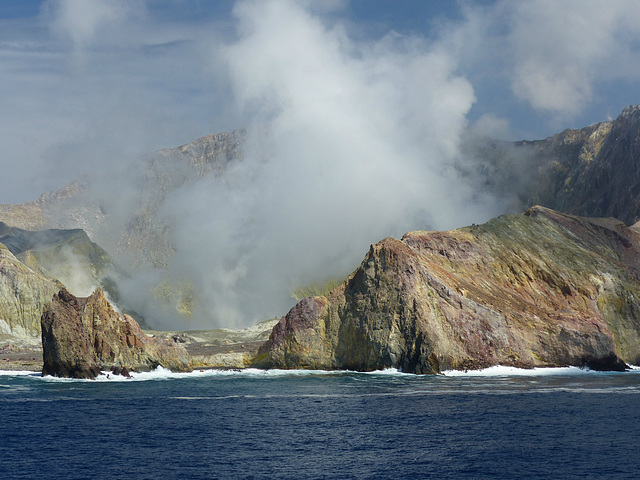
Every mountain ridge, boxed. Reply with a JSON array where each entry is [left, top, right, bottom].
[[473, 104, 640, 225]]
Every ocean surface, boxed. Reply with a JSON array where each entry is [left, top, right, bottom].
[[1, 366, 640, 480]]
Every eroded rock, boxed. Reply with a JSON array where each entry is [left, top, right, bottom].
[[41, 288, 191, 378]]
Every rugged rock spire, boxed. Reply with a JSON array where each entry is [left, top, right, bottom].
[[41, 289, 191, 379]]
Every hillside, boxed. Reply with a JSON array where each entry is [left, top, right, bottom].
[[2, 107, 640, 336], [257, 206, 640, 372]]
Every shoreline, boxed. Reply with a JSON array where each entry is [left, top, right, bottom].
[[0, 351, 42, 372], [0, 319, 279, 373]]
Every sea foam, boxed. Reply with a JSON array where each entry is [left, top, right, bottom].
[[9, 363, 640, 383], [0, 370, 40, 377], [441, 365, 639, 377]]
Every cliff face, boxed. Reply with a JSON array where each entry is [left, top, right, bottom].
[[41, 289, 191, 379], [117, 129, 245, 269], [258, 206, 640, 373], [475, 105, 640, 225], [0, 222, 122, 300], [0, 243, 60, 342]]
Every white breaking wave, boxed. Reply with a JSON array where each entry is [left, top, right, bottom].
[[93, 366, 357, 382], [10, 363, 640, 383], [0, 370, 41, 377], [442, 365, 640, 377]]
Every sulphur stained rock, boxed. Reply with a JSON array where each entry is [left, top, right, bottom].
[[258, 206, 640, 373], [42, 289, 191, 379], [0, 242, 60, 340]]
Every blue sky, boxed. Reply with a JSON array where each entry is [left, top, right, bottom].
[[1, 0, 640, 203]]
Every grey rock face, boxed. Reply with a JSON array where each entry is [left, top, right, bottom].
[[473, 105, 640, 225]]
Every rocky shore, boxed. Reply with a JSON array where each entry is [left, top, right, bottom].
[[0, 303, 277, 374], [9, 206, 640, 377], [146, 319, 278, 370], [0, 349, 42, 371]]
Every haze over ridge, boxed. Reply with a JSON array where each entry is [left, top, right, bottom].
[[3, 1, 640, 329]]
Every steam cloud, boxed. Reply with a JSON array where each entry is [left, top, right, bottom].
[[4, 0, 640, 328], [144, 0, 503, 327]]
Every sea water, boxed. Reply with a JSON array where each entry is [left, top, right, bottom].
[[1, 367, 640, 480]]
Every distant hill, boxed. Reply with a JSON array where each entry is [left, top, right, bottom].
[[0, 130, 244, 324], [0, 129, 245, 267], [0, 221, 122, 302], [0, 221, 128, 346]]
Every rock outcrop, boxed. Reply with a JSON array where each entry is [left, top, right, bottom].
[[41, 289, 191, 379], [257, 206, 640, 373]]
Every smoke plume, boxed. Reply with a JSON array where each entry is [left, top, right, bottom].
[[146, 0, 502, 327]]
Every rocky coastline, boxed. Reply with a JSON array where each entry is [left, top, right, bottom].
[[4, 205, 640, 378], [0, 293, 277, 375], [256, 207, 640, 373], [5, 107, 640, 377]]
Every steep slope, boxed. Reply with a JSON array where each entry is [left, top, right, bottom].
[[0, 242, 60, 343], [257, 206, 640, 373], [0, 222, 122, 300], [116, 129, 245, 268], [474, 105, 640, 225]]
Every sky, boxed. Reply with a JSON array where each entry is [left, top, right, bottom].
[[1, 0, 640, 203], [3, 0, 640, 328]]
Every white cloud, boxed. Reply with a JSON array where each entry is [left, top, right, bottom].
[[471, 113, 511, 140], [44, 0, 137, 48], [0, 1, 233, 202], [453, 0, 640, 119]]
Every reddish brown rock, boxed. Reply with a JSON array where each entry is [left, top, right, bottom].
[[258, 207, 640, 373], [41, 289, 191, 378]]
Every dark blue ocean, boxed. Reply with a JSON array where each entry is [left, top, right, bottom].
[[1, 366, 639, 480]]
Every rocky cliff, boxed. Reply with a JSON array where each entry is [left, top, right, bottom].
[[474, 105, 640, 225], [257, 206, 640, 373], [41, 289, 191, 379], [0, 242, 60, 344], [0, 222, 123, 300]]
